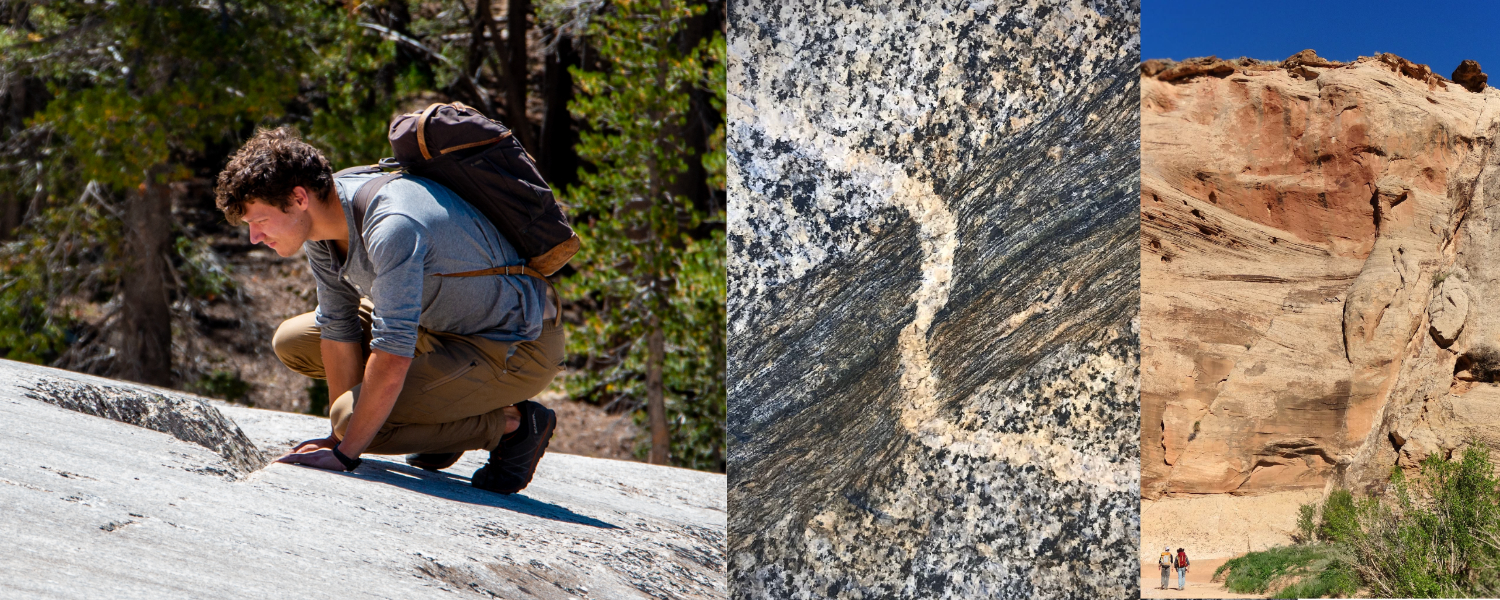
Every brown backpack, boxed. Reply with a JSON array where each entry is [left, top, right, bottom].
[[335, 101, 580, 277]]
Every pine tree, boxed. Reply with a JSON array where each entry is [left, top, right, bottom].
[[561, 0, 725, 470], [0, 1, 310, 382]]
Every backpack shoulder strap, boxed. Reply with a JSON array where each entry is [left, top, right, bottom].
[[347, 171, 403, 232]]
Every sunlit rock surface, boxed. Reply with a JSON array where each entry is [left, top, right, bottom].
[[1141, 52, 1500, 503], [0, 359, 725, 599], [727, 1, 1141, 597]]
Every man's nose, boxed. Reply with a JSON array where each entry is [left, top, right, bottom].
[[248, 224, 264, 245]]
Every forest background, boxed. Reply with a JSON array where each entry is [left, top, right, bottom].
[[0, 0, 726, 472]]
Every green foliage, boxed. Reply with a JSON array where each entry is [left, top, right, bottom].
[[1319, 489, 1360, 543], [1271, 559, 1360, 599], [1214, 544, 1332, 594], [560, 0, 725, 471], [0, 0, 313, 369], [0, 245, 71, 363], [0, 189, 119, 363], [301, 4, 438, 168], [306, 379, 329, 417], [1213, 544, 1360, 597], [195, 369, 250, 404], [173, 237, 233, 300], [20, 2, 305, 189], [1225, 444, 1500, 598], [1347, 443, 1500, 597], [1295, 502, 1318, 544], [2, 1, 728, 473]]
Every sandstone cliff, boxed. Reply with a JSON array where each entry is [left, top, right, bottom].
[[730, 1, 1140, 597], [1142, 50, 1500, 502], [0, 359, 724, 599]]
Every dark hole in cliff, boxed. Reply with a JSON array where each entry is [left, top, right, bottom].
[[1148, 238, 1162, 251], [1161, 254, 1172, 263], [1270, 236, 1279, 244], [1208, 191, 1218, 203], [1196, 223, 1218, 237], [1190, 208, 1204, 219], [1456, 346, 1500, 382]]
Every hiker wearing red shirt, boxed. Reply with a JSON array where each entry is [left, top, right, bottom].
[[1175, 547, 1190, 590]]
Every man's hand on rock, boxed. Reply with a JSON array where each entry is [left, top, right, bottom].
[[289, 436, 338, 454], [277, 448, 348, 471]]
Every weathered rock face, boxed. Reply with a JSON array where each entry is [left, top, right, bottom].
[[729, 1, 1140, 597], [1453, 59, 1488, 94], [22, 377, 268, 474], [1141, 51, 1500, 501], [0, 360, 726, 599]]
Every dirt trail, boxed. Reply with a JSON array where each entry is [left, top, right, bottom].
[[1139, 558, 1265, 599]]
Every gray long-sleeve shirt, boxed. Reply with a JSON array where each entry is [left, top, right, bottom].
[[304, 172, 546, 358]]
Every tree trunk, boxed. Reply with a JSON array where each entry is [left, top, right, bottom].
[[504, 0, 535, 154], [538, 29, 579, 188], [116, 165, 173, 386], [646, 323, 669, 465]]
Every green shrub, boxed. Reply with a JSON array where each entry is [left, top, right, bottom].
[[306, 379, 329, 417], [1271, 559, 1359, 598], [1218, 446, 1500, 598], [1347, 443, 1500, 598], [173, 237, 234, 301], [1319, 489, 1360, 543], [1295, 502, 1318, 544], [1214, 544, 1328, 594], [195, 370, 250, 405]]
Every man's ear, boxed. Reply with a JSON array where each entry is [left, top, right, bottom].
[[291, 186, 312, 210]]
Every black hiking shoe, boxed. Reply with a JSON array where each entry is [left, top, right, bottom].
[[405, 451, 464, 471], [471, 400, 555, 494]]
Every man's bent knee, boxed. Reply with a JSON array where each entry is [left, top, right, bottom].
[[274, 312, 325, 379], [329, 387, 358, 440]]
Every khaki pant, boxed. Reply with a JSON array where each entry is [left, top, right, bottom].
[[272, 307, 564, 456]]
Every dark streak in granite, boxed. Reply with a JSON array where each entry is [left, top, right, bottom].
[[728, 0, 1141, 597]]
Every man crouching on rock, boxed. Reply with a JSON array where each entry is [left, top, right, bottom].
[[214, 127, 561, 494]]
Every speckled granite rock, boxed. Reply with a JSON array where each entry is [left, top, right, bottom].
[[727, 1, 1141, 597], [22, 377, 268, 474]]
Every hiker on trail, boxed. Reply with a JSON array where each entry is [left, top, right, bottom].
[[1158, 545, 1173, 590], [1175, 547, 1190, 590], [214, 120, 572, 494]]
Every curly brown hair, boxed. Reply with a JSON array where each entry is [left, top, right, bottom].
[[215, 127, 332, 225]]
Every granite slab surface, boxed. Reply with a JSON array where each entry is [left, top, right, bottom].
[[0, 359, 725, 599]]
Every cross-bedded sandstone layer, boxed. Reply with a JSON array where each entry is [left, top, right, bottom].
[[1143, 50, 1500, 505], [729, 1, 1141, 597]]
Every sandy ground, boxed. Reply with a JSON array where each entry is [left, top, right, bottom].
[[1140, 489, 1322, 561], [1139, 558, 1265, 599]]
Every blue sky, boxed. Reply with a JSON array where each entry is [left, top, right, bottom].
[[1144, 0, 1500, 77]]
